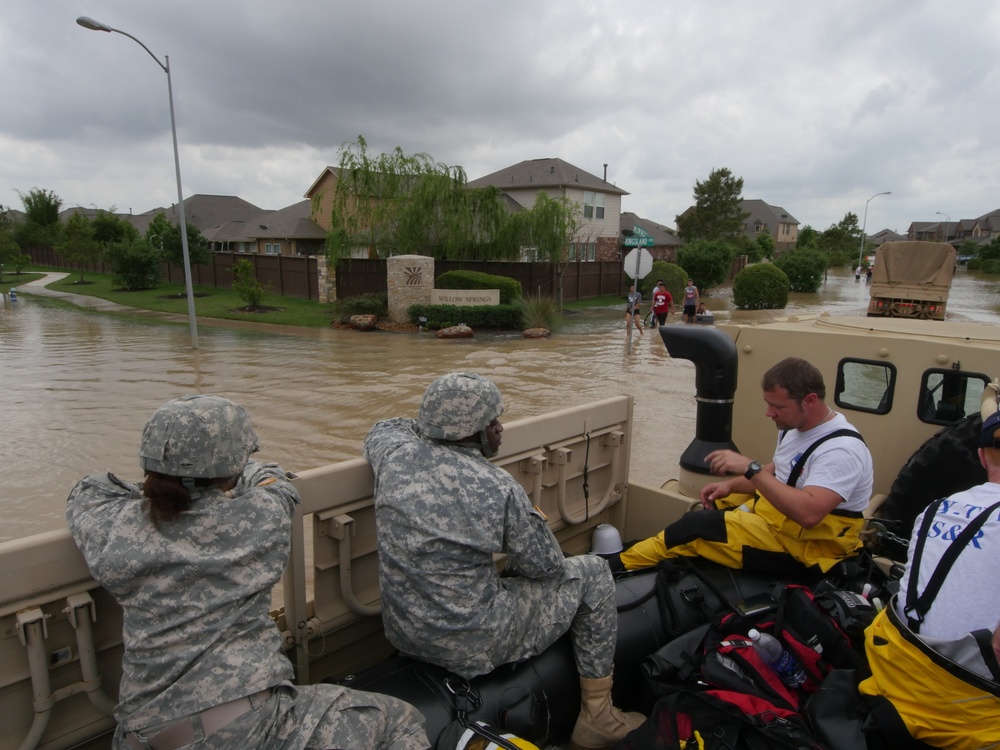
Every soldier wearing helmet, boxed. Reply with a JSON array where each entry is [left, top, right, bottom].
[[67, 395, 427, 750], [416, 371, 505, 457], [365, 373, 643, 750]]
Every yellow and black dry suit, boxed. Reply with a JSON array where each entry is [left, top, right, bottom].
[[619, 491, 864, 575], [860, 602, 1000, 750], [620, 428, 866, 576]]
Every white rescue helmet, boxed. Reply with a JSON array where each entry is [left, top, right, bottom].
[[139, 395, 259, 478]]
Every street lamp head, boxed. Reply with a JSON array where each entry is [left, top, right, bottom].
[[76, 16, 112, 32]]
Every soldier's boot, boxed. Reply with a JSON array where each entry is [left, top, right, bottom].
[[568, 674, 645, 750]]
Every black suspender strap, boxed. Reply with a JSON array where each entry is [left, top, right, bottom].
[[785, 428, 865, 488], [904, 498, 1000, 633]]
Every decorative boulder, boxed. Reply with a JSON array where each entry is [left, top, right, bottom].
[[349, 314, 378, 331], [522, 328, 550, 338], [435, 324, 473, 339]]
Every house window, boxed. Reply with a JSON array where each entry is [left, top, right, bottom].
[[582, 192, 605, 220], [568, 242, 596, 262], [265, 243, 281, 255], [754, 223, 763, 233]]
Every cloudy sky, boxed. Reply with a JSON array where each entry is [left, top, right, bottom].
[[3, 1, 998, 236]]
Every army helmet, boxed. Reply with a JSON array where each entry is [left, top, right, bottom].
[[139, 395, 259, 478], [416, 372, 504, 442]]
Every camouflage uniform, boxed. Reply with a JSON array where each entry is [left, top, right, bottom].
[[364, 416, 617, 680], [67, 396, 427, 750]]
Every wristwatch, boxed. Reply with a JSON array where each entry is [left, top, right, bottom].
[[744, 460, 762, 480]]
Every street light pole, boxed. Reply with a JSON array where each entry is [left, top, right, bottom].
[[935, 211, 951, 244], [77, 16, 199, 349], [857, 191, 891, 272]]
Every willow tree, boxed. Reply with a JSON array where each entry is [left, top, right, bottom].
[[323, 136, 511, 260], [526, 192, 580, 306]]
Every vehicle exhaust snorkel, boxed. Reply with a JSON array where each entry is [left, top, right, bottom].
[[658, 325, 739, 498]]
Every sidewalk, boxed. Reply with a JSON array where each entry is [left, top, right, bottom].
[[13, 273, 329, 336], [15, 272, 194, 323]]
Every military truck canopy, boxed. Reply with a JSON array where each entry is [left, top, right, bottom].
[[872, 241, 956, 290]]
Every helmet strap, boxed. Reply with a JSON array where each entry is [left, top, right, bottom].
[[479, 429, 497, 459], [180, 476, 204, 499]]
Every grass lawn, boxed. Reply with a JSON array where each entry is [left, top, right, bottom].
[[26, 266, 622, 328], [43, 269, 338, 328], [0, 271, 45, 293]]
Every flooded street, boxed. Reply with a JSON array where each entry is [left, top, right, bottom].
[[1, 266, 996, 542]]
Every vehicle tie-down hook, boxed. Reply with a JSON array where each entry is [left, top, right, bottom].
[[319, 511, 382, 617], [15, 595, 119, 750], [522, 429, 625, 525]]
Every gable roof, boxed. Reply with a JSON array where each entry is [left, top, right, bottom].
[[467, 158, 629, 195], [245, 200, 326, 240], [201, 201, 326, 243], [869, 228, 906, 243], [304, 166, 341, 199], [169, 195, 264, 230], [620, 212, 683, 247], [740, 199, 799, 229]]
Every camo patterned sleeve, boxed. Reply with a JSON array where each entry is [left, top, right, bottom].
[[500, 481, 564, 579]]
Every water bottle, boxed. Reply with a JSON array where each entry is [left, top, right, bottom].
[[747, 628, 807, 688]]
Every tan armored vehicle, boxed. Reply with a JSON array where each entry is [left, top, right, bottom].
[[2, 312, 998, 749], [867, 240, 956, 320]]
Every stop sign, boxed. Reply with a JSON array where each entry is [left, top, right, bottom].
[[623, 248, 654, 280]]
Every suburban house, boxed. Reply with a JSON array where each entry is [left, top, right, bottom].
[[106, 194, 326, 257], [675, 198, 800, 253], [217, 199, 326, 257], [619, 211, 683, 262], [466, 158, 629, 262], [907, 208, 1000, 247], [740, 199, 799, 252], [866, 228, 906, 247], [304, 166, 344, 236]]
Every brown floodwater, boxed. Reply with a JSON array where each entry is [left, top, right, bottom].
[[1, 267, 996, 542]]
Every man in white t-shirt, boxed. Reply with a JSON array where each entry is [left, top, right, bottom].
[[618, 357, 873, 577]]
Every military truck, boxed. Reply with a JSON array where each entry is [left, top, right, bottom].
[[867, 240, 956, 320]]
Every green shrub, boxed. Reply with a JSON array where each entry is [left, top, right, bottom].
[[104, 239, 161, 290], [640, 261, 688, 304], [967, 258, 982, 271], [982, 259, 1000, 274], [329, 292, 388, 323], [676, 240, 737, 292], [773, 249, 827, 292], [515, 295, 560, 330], [732, 263, 789, 309], [407, 303, 522, 330], [231, 259, 266, 309], [435, 270, 521, 303]]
